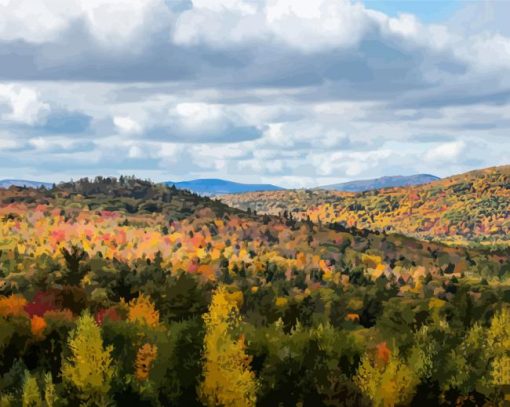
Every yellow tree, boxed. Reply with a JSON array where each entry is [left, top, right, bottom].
[[199, 286, 257, 407], [43, 373, 58, 407], [0, 295, 27, 318], [135, 343, 158, 381], [128, 294, 160, 327], [61, 313, 114, 406], [488, 308, 510, 387], [22, 371, 41, 407], [355, 347, 419, 407]]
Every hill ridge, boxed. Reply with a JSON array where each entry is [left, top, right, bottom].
[[319, 173, 440, 192], [221, 164, 510, 245]]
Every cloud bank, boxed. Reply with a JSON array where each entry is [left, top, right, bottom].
[[0, 0, 509, 186]]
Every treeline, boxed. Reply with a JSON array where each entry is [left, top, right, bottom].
[[0, 176, 238, 220]]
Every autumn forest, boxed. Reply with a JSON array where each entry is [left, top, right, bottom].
[[0, 168, 509, 406]]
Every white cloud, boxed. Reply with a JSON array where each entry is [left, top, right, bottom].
[[0, 1, 509, 185], [264, 0, 369, 51], [174, 0, 369, 50], [156, 143, 183, 160], [424, 141, 465, 163], [192, 143, 247, 160], [258, 119, 365, 151], [0, 0, 71, 43], [173, 102, 225, 128], [173, 0, 264, 46], [460, 33, 510, 72], [0, 0, 171, 48], [147, 102, 263, 142], [191, 0, 257, 14], [173, 0, 387, 52], [127, 145, 145, 158], [114, 116, 142, 134], [0, 133, 25, 150], [172, 0, 462, 54], [238, 158, 284, 174], [78, 0, 171, 46], [449, 0, 510, 38], [0, 84, 50, 125], [310, 149, 393, 176], [28, 136, 92, 152]]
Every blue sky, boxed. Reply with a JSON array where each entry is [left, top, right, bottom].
[[365, 0, 464, 22], [0, 0, 509, 188]]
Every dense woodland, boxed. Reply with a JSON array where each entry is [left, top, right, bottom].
[[0, 175, 509, 406], [222, 165, 510, 247]]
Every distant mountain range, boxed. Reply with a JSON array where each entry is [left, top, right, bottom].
[[0, 179, 53, 189], [319, 174, 440, 192], [0, 174, 439, 194], [164, 179, 284, 195]]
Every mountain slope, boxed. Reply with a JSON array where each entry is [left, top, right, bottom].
[[320, 174, 439, 192], [165, 178, 284, 195], [0, 179, 53, 189], [221, 165, 510, 245]]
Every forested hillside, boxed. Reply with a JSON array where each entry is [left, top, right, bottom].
[[222, 165, 510, 246], [1, 176, 239, 219], [0, 177, 509, 405]]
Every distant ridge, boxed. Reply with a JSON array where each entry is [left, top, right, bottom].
[[164, 178, 284, 195], [0, 175, 438, 194], [221, 165, 510, 244], [0, 179, 53, 189], [319, 174, 440, 192]]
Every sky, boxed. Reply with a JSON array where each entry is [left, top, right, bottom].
[[0, 0, 509, 188]]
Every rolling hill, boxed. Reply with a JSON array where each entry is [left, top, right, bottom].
[[319, 174, 439, 192], [0, 176, 242, 220], [221, 165, 510, 246], [1, 175, 509, 405], [164, 178, 284, 195]]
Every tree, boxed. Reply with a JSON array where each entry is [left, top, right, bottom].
[[135, 343, 158, 382], [128, 294, 160, 327], [0, 295, 27, 318], [61, 313, 114, 406], [61, 245, 87, 285], [488, 308, 510, 388], [22, 371, 41, 407], [355, 348, 419, 407], [43, 373, 58, 407], [199, 286, 257, 407]]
